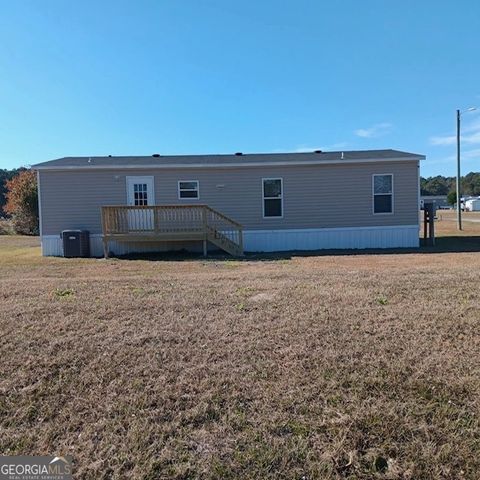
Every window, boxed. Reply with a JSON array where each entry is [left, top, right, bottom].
[[178, 181, 199, 199], [263, 178, 283, 218], [373, 174, 393, 214], [134, 183, 149, 206]]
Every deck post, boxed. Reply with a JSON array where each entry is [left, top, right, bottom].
[[238, 228, 244, 256], [103, 238, 109, 259], [202, 206, 208, 257], [154, 207, 159, 233]]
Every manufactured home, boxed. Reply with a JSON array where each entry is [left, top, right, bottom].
[[465, 197, 480, 212], [32, 149, 424, 257]]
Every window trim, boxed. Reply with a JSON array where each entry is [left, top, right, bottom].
[[178, 180, 200, 200], [262, 177, 284, 219], [372, 173, 394, 215]]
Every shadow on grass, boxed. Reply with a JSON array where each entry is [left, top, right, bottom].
[[110, 235, 480, 262]]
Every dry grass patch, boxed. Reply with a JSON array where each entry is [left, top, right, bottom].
[[1, 222, 480, 479], [0, 218, 14, 235]]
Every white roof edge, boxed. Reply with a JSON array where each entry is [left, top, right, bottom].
[[33, 156, 424, 170]]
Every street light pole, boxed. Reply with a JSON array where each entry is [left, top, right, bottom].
[[456, 109, 462, 230], [456, 107, 477, 231]]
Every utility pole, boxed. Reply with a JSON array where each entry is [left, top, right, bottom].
[[456, 109, 462, 231]]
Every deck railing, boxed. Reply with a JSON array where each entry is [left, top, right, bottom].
[[101, 205, 243, 256]]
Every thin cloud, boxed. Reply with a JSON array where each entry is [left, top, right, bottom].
[[294, 146, 322, 153], [354, 123, 392, 138], [430, 135, 456, 146], [422, 156, 456, 166], [462, 148, 480, 159], [294, 142, 347, 153], [430, 115, 480, 146], [430, 131, 480, 146], [423, 149, 480, 168], [422, 149, 480, 172], [463, 117, 480, 133]]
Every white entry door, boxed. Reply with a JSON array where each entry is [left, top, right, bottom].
[[126, 176, 155, 230]]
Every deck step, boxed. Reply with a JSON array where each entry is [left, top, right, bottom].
[[207, 228, 243, 256]]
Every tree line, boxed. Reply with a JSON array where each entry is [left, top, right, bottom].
[[421, 172, 480, 197]]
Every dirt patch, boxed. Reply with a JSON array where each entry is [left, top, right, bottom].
[[249, 292, 275, 302]]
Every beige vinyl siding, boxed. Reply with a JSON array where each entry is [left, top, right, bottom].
[[39, 161, 419, 235]]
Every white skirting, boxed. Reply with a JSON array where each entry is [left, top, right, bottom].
[[41, 225, 419, 257], [243, 225, 419, 252]]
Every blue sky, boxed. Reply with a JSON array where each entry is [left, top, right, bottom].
[[1, 0, 479, 176]]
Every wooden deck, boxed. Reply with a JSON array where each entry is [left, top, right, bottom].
[[101, 205, 243, 257]]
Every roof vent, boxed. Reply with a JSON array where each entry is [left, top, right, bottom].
[[235, 152, 243, 156], [314, 150, 322, 153], [152, 153, 161, 157]]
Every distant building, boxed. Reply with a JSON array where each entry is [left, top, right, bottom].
[[420, 195, 449, 210], [465, 197, 480, 212]]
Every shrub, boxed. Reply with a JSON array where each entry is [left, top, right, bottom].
[[447, 191, 457, 206]]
